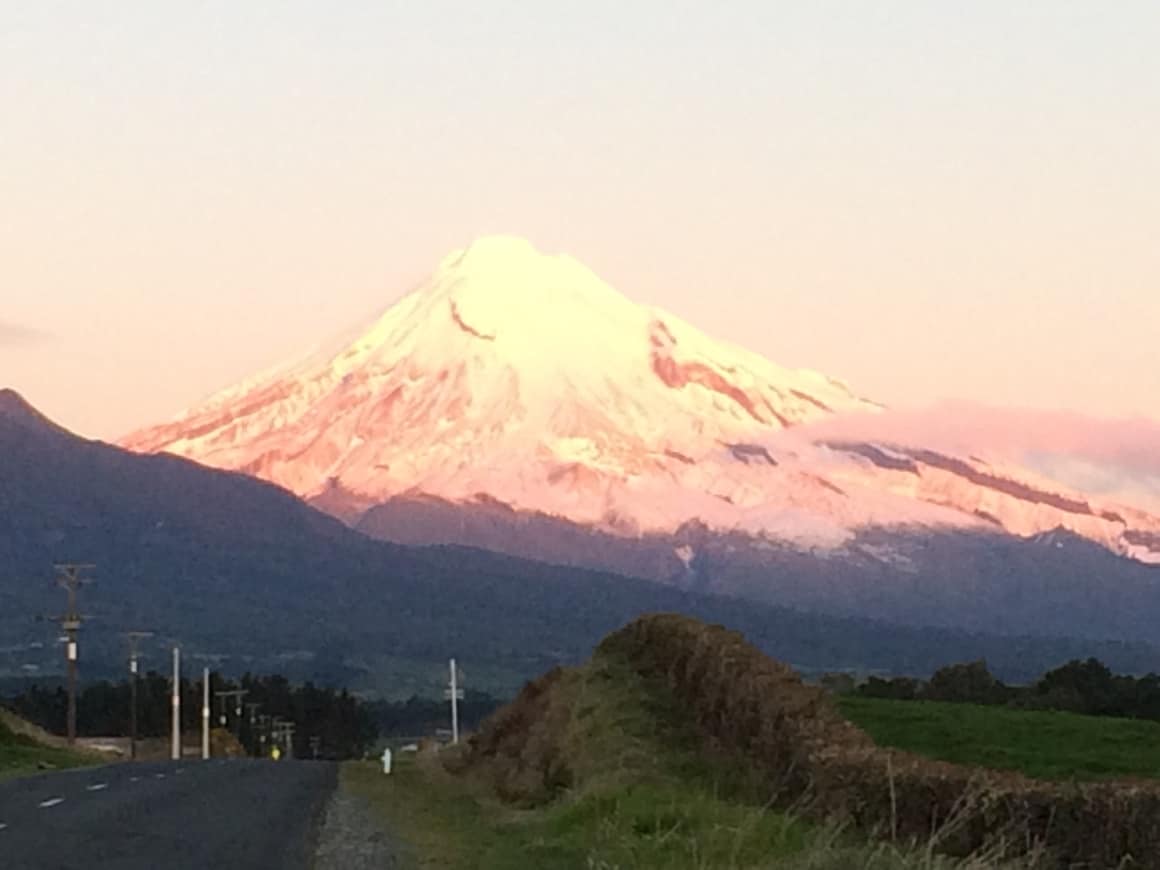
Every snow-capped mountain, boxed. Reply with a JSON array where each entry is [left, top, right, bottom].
[[121, 236, 1160, 565]]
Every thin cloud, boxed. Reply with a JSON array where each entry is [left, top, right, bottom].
[[793, 402, 1160, 514], [0, 320, 50, 346]]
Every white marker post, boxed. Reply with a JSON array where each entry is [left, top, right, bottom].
[[171, 647, 181, 761], [201, 667, 211, 760], [445, 658, 465, 745]]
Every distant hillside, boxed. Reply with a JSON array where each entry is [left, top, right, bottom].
[[358, 493, 1160, 647], [4, 390, 1160, 694]]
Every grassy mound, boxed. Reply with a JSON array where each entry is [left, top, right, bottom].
[[451, 655, 825, 867], [348, 614, 1160, 867], [591, 614, 1160, 868], [353, 657, 830, 869], [840, 696, 1160, 782], [0, 707, 100, 781], [350, 628, 1040, 868]]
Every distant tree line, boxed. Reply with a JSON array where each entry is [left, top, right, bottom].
[[845, 657, 1160, 720], [2, 672, 379, 760]]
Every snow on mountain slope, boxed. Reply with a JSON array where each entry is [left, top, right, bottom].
[[120, 236, 1160, 563]]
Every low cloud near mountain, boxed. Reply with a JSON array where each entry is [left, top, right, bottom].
[[795, 402, 1160, 514]]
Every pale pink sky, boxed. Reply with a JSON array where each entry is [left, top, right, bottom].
[[2, 2, 1158, 439]]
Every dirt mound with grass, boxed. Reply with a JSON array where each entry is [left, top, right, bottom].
[[454, 666, 575, 801], [1, 705, 102, 779], [463, 613, 1160, 869], [0, 706, 66, 748]]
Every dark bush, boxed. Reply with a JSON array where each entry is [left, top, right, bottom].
[[925, 660, 1006, 705]]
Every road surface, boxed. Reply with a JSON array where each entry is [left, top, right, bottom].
[[0, 759, 336, 869]]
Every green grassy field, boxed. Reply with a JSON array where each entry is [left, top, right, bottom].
[[0, 713, 99, 782], [839, 696, 1160, 781]]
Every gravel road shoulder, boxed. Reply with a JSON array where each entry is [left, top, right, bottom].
[[313, 784, 405, 869]]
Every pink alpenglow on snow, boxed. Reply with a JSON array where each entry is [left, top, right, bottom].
[[121, 237, 1160, 564]]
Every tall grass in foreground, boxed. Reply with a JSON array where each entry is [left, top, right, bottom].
[[346, 755, 1039, 869]]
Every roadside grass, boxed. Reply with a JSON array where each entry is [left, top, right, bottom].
[[0, 715, 100, 782], [345, 657, 1034, 869], [345, 756, 488, 869], [839, 695, 1160, 781], [346, 756, 819, 869]]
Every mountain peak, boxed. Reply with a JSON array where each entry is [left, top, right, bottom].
[[117, 240, 1160, 562], [0, 387, 31, 411], [427, 235, 624, 320], [0, 392, 65, 436], [443, 235, 542, 269], [121, 239, 880, 522]]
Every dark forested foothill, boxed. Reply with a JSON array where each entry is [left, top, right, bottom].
[[8, 397, 1160, 702]]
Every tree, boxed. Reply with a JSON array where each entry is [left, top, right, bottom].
[[924, 660, 1004, 705], [3, 672, 379, 758], [858, 676, 921, 701], [1035, 658, 1118, 715]]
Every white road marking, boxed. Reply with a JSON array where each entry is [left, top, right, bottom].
[[38, 798, 65, 809], [0, 823, 8, 831], [130, 776, 140, 783], [175, 768, 185, 775], [154, 773, 166, 779], [86, 783, 108, 792]]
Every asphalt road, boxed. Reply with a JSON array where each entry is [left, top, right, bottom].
[[0, 759, 337, 870]]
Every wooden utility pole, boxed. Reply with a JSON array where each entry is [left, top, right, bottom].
[[214, 688, 248, 735], [51, 564, 93, 746], [280, 721, 296, 759], [258, 714, 272, 757], [124, 631, 153, 760], [245, 703, 261, 756], [271, 718, 295, 759]]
